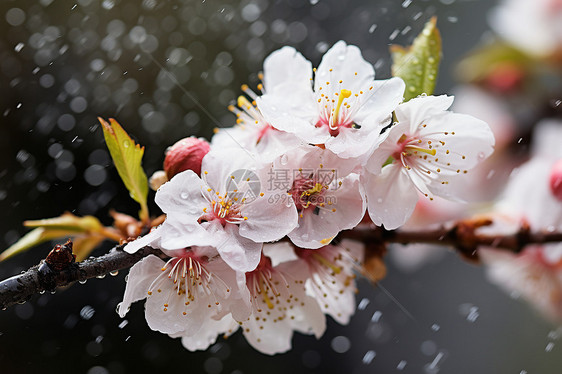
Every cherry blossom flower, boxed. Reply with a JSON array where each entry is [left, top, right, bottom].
[[125, 147, 298, 272], [237, 254, 326, 355], [118, 246, 249, 337], [256, 41, 405, 159], [479, 120, 562, 321], [212, 88, 305, 162], [480, 246, 562, 321], [364, 95, 495, 230], [269, 144, 365, 248]]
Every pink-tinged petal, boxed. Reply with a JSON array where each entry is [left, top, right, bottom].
[[498, 158, 562, 231], [206, 221, 263, 272], [178, 315, 239, 352], [480, 246, 562, 322], [366, 165, 419, 229], [315, 41, 375, 93], [263, 46, 313, 96], [155, 170, 208, 217], [118, 255, 164, 317], [239, 190, 298, 242], [289, 174, 365, 248], [395, 95, 454, 134], [124, 227, 162, 254], [352, 77, 405, 125]]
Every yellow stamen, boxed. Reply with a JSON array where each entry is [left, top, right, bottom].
[[312, 253, 341, 274], [407, 146, 436, 156], [301, 183, 324, 198], [332, 89, 351, 129]]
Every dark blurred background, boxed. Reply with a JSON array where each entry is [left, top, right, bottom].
[[1, 0, 560, 373]]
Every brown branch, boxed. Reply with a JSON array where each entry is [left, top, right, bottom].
[[0, 244, 162, 310], [341, 220, 562, 262], [3, 219, 562, 309]]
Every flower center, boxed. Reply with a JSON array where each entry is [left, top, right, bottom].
[[148, 253, 229, 313], [314, 76, 375, 136], [200, 172, 251, 226], [393, 134, 436, 167], [289, 170, 337, 214]]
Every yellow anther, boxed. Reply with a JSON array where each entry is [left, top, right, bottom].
[[237, 95, 253, 109]]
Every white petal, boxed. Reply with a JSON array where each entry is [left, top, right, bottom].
[[263, 46, 313, 96], [353, 77, 405, 125], [325, 122, 386, 159], [277, 260, 326, 338], [155, 170, 207, 217], [365, 165, 419, 229], [257, 93, 324, 144], [207, 221, 263, 272], [179, 315, 239, 352], [263, 242, 299, 266], [364, 123, 406, 174], [239, 190, 298, 242], [124, 227, 162, 254], [144, 281, 205, 335], [201, 147, 262, 193], [315, 41, 375, 93], [118, 255, 164, 317], [395, 95, 454, 134], [158, 219, 214, 250]]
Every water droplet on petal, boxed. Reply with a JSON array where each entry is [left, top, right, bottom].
[[280, 154, 288, 165]]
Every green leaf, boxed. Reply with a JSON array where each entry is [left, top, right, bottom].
[[24, 212, 103, 232], [454, 40, 530, 83], [390, 16, 442, 102], [0, 212, 107, 262], [99, 117, 149, 223], [0, 228, 72, 261]]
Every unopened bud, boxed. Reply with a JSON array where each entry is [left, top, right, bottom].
[[549, 159, 562, 201], [149, 170, 168, 191], [164, 137, 210, 178]]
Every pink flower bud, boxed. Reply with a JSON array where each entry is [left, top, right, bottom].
[[164, 137, 210, 178], [549, 159, 562, 201]]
